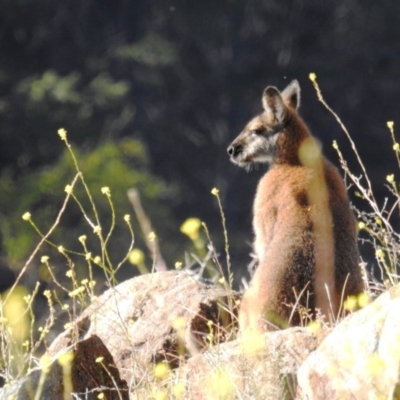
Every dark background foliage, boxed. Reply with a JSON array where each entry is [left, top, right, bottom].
[[1, 0, 399, 290]]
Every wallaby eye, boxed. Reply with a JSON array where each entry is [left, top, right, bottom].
[[250, 128, 264, 136]]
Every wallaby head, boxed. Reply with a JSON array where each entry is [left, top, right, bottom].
[[227, 80, 308, 167]]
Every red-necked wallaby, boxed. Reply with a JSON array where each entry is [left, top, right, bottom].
[[227, 80, 363, 332]]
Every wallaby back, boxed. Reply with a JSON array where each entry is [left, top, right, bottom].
[[227, 80, 363, 332]]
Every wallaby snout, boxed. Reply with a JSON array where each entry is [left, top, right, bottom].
[[227, 142, 242, 158]]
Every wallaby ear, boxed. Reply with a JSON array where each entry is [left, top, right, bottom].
[[281, 80, 301, 110], [262, 86, 285, 123]]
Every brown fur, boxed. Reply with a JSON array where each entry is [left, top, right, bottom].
[[227, 80, 363, 332]]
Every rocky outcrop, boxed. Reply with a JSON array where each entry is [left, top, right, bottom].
[[0, 335, 128, 400], [47, 270, 239, 384], [296, 285, 400, 399], [179, 327, 318, 399], [3, 271, 400, 400]]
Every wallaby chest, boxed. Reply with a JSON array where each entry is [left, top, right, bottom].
[[253, 165, 313, 259]]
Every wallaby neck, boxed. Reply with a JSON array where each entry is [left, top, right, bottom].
[[273, 114, 313, 166]]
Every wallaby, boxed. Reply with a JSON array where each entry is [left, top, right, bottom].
[[227, 80, 363, 332]]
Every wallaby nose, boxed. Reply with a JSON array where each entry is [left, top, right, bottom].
[[227, 144, 242, 157]]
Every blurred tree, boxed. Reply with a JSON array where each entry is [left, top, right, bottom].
[[0, 138, 178, 281], [1, 0, 400, 281]]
